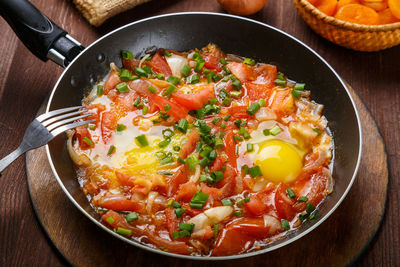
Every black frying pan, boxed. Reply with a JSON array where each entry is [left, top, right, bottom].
[[0, 0, 362, 260]]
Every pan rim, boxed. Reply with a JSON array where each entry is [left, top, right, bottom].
[[45, 12, 362, 260]]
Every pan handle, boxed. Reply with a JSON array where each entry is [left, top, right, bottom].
[[0, 0, 85, 67]]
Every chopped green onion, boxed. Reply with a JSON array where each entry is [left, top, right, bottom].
[[221, 165, 226, 171], [134, 67, 148, 77], [247, 143, 254, 152], [193, 52, 203, 61], [166, 199, 174, 206], [117, 124, 126, 132], [167, 75, 181, 85], [291, 89, 301, 99], [142, 105, 148, 115], [299, 211, 308, 221], [190, 74, 200, 84], [221, 199, 233, 206], [119, 69, 133, 81], [199, 157, 210, 167], [174, 208, 186, 218], [116, 82, 129, 93], [164, 104, 171, 111], [313, 128, 322, 135], [162, 129, 174, 138], [224, 114, 231, 121], [179, 223, 194, 232], [171, 230, 191, 239], [117, 227, 132, 236], [106, 216, 115, 224], [142, 66, 153, 75], [213, 74, 222, 82], [158, 138, 171, 148], [163, 84, 177, 97], [276, 72, 285, 80], [107, 145, 115, 155], [239, 127, 251, 140], [209, 150, 217, 160], [88, 125, 96, 130], [230, 91, 242, 99], [212, 117, 222, 125], [164, 50, 171, 57], [133, 97, 141, 107], [270, 125, 282, 136], [220, 123, 227, 129], [243, 58, 255, 66], [306, 203, 315, 213], [294, 83, 305, 91], [181, 64, 191, 77], [258, 99, 266, 107], [157, 171, 173, 176], [222, 97, 232, 106], [178, 157, 185, 164], [263, 129, 270, 136], [233, 210, 243, 217], [214, 225, 219, 236], [125, 212, 139, 222], [281, 219, 290, 230], [172, 201, 181, 208], [147, 85, 157, 93], [82, 137, 93, 146], [211, 171, 224, 181], [249, 166, 263, 178], [97, 85, 103, 96], [233, 135, 243, 142], [177, 119, 189, 133], [173, 145, 180, 152], [195, 61, 205, 72], [287, 188, 296, 199], [298, 196, 308, 202], [247, 102, 261, 115], [234, 119, 242, 128], [189, 191, 209, 209], [309, 212, 317, 220], [214, 138, 224, 149], [186, 155, 198, 171], [135, 134, 149, 147], [242, 165, 249, 174], [160, 156, 173, 165], [121, 50, 133, 59], [232, 79, 242, 90], [222, 76, 230, 82], [275, 79, 287, 86], [220, 58, 227, 65], [157, 73, 165, 80]]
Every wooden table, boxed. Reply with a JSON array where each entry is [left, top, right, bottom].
[[0, 0, 399, 266]]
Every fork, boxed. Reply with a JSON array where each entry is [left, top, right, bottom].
[[0, 106, 95, 174]]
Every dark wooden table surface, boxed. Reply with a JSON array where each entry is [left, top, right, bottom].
[[0, 0, 399, 266]]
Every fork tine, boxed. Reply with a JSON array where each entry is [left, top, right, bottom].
[[46, 114, 92, 132], [36, 106, 83, 123], [41, 110, 88, 127], [50, 119, 96, 138]]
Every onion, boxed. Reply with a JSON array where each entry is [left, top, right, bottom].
[[188, 206, 233, 232], [146, 191, 158, 214], [226, 54, 243, 62], [255, 107, 277, 121], [110, 62, 120, 72], [323, 167, 334, 194], [263, 215, 281, 235], [66, 130, 91, 166], [189, 165, 201, 183], [139, 54, 151, 68], [165, 54, 187, 78], [218, 0, 268, 15]]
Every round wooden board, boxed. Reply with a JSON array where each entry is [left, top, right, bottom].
[[26, 85, 388, 267]]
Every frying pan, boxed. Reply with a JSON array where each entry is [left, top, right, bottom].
[[1, 0, 362, 260]]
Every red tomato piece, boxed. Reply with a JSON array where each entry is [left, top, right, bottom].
[[149, 53, 172, 76], [151, 94, 189, 120], [227, 105, 250, 119], [122, 58, 139, 72], [114, 90, 138, 114], [166, 165, 188, 196], [101, 111, 117, 144], [226, 62, 256, 82], [179, 129, 200, 159], [245, 189, 275, 216], [86, 104, 106, 127], [212, 226, 254, 256], [97, 195, 144, 212], [176, 182, 198, 202], [203, 54, 222, 72], [171, 85, 215, 110], [254, 64, 277, 85], [224, 131, 238, 168], [146, 231, 189, 255], [245, 82, 273, 101], [165, 207, 179, 237], [103, 71, 121, 95], [75, 126, 94, 149], [274, 183, 296, 220], [115, 172, 135, 187]]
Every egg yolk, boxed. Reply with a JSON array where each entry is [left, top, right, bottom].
[[255, 140, 303, 184]]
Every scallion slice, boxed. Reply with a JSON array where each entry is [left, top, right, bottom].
[[135, 134, 149, 147], [281, 219, 290, 230], [125, 212, 139, 222], [97, 85, 103, 96], [270, 125, 282, 136], [116, 82, 129, 93], [181, 64, 191, 77], [247, 102, 261, 115], [221, 199, 233, 206]]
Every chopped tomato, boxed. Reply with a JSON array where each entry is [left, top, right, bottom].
[[245, 189, 275, 216], [171, 85, 215, 110], [146, 231, 189, 254], [226, 62, 256, 82], [212, 226, 254, 256], [224, 131, 238, 168], [176, 182, 198, 202], [149, 52, 172, 76], [97, 195, 144, 212], [274, 183, 296, 220], [200, 184, 222, 201], [113, 90, 138, 114], [166, 165, 188, 196], [122, 58, 139, 72], [217, 164, 236, 198], [203, 54, 222, 72], [151, 94, 188, 120], [100, 111, 117, 144], [228, 105, 249, 119], [103, 71, 121, 95], [115, 172, 135, 187], [254, 64, 277, 85], [86, 104, 106, 127], [246, 82, 273, 101], [179, 129, 200, 159], [75, 126, 94, 149], [269, 89, 295, 116], [165, 207, 179, 237]]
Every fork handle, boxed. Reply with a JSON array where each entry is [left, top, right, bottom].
[[0, 144, 29, 174]]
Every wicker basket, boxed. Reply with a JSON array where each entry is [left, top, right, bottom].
[[294, 0, 400, 51]]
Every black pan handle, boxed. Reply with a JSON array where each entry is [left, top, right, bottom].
[[0, 0, 85, 67]]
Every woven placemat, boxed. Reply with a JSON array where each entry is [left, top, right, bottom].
[[73, 0, 151, 26]]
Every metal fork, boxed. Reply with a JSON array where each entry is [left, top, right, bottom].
[[0, 106, 95, 174]]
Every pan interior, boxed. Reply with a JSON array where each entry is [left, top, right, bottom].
[[46, 13, 361, 260]]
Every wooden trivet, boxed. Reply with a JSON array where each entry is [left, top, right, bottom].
[[26, 85, 388, 267]]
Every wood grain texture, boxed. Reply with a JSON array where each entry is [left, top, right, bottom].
[[25, 86, 387, 267], [0, 0, 399, 266]]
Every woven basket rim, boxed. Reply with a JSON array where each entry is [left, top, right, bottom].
[[296, 0, 400, 32]]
